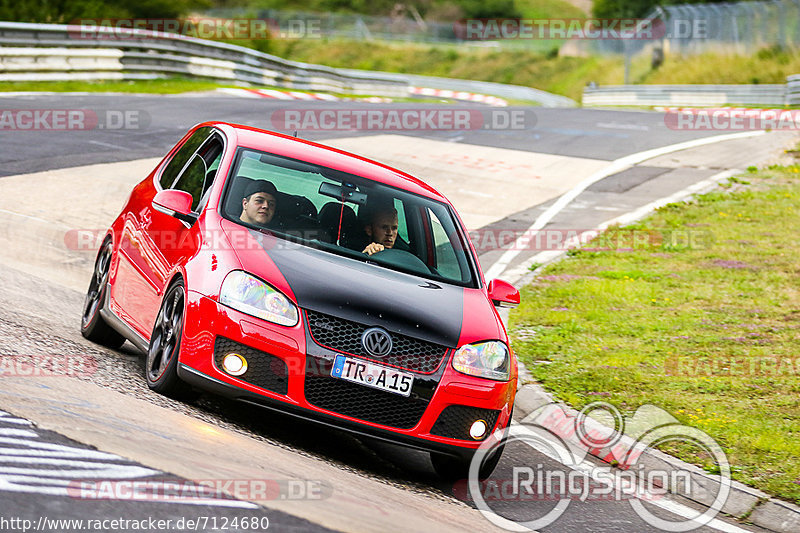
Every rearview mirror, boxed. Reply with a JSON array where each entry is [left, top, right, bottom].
[[487, 279, 520, 308], [319, 182, 367, 205], [153, 190, 198, 226]]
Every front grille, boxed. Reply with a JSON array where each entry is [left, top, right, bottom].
[[304, 363, 428, 429], [305, 310, 448, 373], [431, 405, 501, 441], [214, 337, 288, 395]]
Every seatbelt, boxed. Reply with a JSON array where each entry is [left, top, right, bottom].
[[336, 194, 345, 243]]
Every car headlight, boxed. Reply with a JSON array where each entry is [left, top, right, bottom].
[[219, 271, 298, 327], [452, 341, 509, 381]]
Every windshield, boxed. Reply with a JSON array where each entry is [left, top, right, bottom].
[[221, 147, 478, 287]]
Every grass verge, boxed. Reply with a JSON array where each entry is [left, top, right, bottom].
[[508, 160, 800, 503], [0, 78, 442, 103], [253, 40, 800, 101], [0, 78, 226, 94]]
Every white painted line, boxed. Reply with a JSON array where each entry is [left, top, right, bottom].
[[0, 421, 258, 509], [484, 130, 766, 280], [0, 447, 122, 459], [0, 475, 74, 485], [0, 475, 259, 508], [0, 429, 38, 438], [88, 140, 128, 150], [216, 88, 261, 99], [288, 91, 315, 100], [0, 418, 33, 426], [254, 89, 295, 100], [596, 122, 650, 131], [458, 188, 494, 198], [500, 169, 739, 283], [0, 456, 156, 469], [0, 437, 130, 459], [0, 208, 56, 225], [131, 498, 259, 509], [0, 465, 159, 478]]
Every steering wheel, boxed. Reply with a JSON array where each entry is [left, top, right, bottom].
[[369, 247, 431, 274]]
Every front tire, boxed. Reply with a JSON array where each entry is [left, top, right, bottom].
[[145, 280, 195, 400], [81, 239, 126, 349]]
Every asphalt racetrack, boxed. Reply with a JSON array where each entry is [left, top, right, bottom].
[[0, 92, 794, 532]]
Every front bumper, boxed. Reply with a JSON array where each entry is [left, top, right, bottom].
[[179, 291, 515, 458]]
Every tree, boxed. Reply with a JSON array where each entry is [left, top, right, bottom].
[[0, 0, 210, 23]]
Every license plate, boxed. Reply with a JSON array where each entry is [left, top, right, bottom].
[[331, 355, 414, 397]]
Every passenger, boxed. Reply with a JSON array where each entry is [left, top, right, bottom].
[[361, 202, 399, 256], [240, 180, 278, 227]]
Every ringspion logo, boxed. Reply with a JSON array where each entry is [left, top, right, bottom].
[[468, 402, 730, 531]]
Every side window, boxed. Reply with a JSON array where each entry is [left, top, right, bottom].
[[159, 127, 213, 189], [171, 135, 224, 212], [428, 208, 461, 280]]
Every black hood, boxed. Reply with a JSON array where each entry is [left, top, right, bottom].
[[248, 233, 464, 348]]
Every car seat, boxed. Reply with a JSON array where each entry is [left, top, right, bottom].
[[318, 202, 359, 246], [274, 194, 320, 239]]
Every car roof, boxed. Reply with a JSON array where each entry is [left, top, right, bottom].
[[205, 121, 448, 202]]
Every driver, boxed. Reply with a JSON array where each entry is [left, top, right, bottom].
[[361, 202, 399, 256], [240, 180, 278, 227]]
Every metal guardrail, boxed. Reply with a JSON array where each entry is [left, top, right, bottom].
[[400, 73, 577, 108], [0, 21, 575, 107], [0, 21, 409, 95], [583, 83, 789, 107], [785, 74, 800, 105]]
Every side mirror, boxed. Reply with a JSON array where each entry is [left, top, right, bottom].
[[487, 279, 520, 308], [153, 190, 198, 226]]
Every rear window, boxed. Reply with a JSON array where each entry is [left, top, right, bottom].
[[221, 148, 477, 287]]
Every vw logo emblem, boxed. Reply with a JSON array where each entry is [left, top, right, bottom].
[[361, 328, 392, 358]]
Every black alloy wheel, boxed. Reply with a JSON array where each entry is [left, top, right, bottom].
[[145, 280, 195, 399], [81, 239, 126, 349]]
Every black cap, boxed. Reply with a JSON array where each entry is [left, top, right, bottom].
[[360, 195, 395, 224], [243, 180, 278, 199]]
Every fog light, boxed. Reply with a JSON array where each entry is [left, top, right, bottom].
[[222, 353, 247, 376], [469, 420, 488, 440]]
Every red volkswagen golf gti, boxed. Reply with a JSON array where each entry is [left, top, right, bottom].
[[81, 122, 520, 479]]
